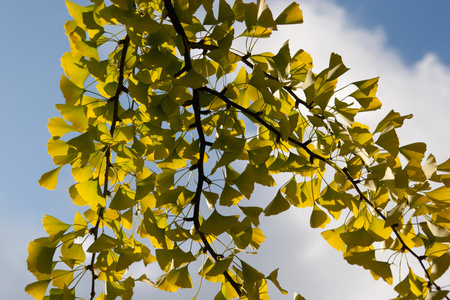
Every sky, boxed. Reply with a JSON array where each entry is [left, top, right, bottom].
[[0, 0, 449, 299]]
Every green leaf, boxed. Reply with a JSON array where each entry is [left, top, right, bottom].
[[218, 0, 235, 24], [38, 167, 62, 190], [201, 256, 233, 277], [242, 261, 264, 284], [264, 191, 290, 216], [110, 185, 136, 210], [256, 0, 277, 30], [275, 2, 303, 24], [27, 238, 57, 279], [87, 234, 120, 252], [199, 210, 239, 236]]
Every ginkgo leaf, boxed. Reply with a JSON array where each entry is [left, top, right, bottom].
[[87, 234, 120, 252], [38, 167, 62, 190], [275, 2, 303, 24], [293, 292, 307, 300], [42, 215, 71, 241], [166, 266, 193, 289], [266, 269, 288, 295], [47, 117, 75, 138], [25, 280, 51, 300], [199, 210, 239, 236], [239, 206, 264, 226], [310, 205, 330, 228], [55, 104, 88, 132], [437, 158, 450, 172], [60, 75, 84, 105], [242, 261, 265, 284], [264, 191, 290, 216], [321, 225, 346, 252], [75, 180, 105, 208], [27, 238, 57, 278]]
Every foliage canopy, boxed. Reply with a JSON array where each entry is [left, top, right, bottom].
[[27, 0, 450, 299]]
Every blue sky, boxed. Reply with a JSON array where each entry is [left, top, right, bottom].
[[0, 0, 449, 299]]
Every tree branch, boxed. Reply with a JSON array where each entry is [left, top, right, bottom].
[[89, 35, 130, 300], [163, 0, 191, 77], [162, 0, 242, 294], [200, 85, 447, 296]]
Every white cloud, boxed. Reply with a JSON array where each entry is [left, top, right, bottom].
[[238, 0, 450, 299]]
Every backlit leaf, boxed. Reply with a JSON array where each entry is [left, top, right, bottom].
[[38, 167, 62, 191], [87, 234, 120, 252], [275, 2, 303, 24], [25, 280, 51, 300], [264, 191, 290, 216], [42, 215, 71, 241], [199, 210, 239, 236]]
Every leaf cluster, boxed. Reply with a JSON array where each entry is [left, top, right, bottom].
[[27, 0, 450, 299]]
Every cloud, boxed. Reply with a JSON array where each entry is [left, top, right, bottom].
[[238, 0, 450, 299]]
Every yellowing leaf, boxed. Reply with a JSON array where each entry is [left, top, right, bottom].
[[25, 280, 51, 300], [27, 238, 57, 279], [242, 261, 264, 284], [426, 186, 450, 203], [51, 269, 74, 289], [267, 269, 288, 295], [47, 117, 75, 138], [166, 266, 193, 289], [75, 180, 105, 208], [55, 104, 88, 132], [400, 142, 427, 163], [38, 167, 62, 191], [275, 2, 303, 24], [239, 206, 264, 226], [219, 184, 243, 206], [264, 191, 290, 216], [60, 75, 84, 105], [376, 125, 399, 157], [327, 53, 350, 81], [42, 215, 71, 242], [87, 234, 120, 252], [437, 157, 450, 172], [310, 205, 330, 228], [321, 225, 346, 252], [367, 217, 392, 241], [110, 185, 136, 210], [199, 210, 239, 236]]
